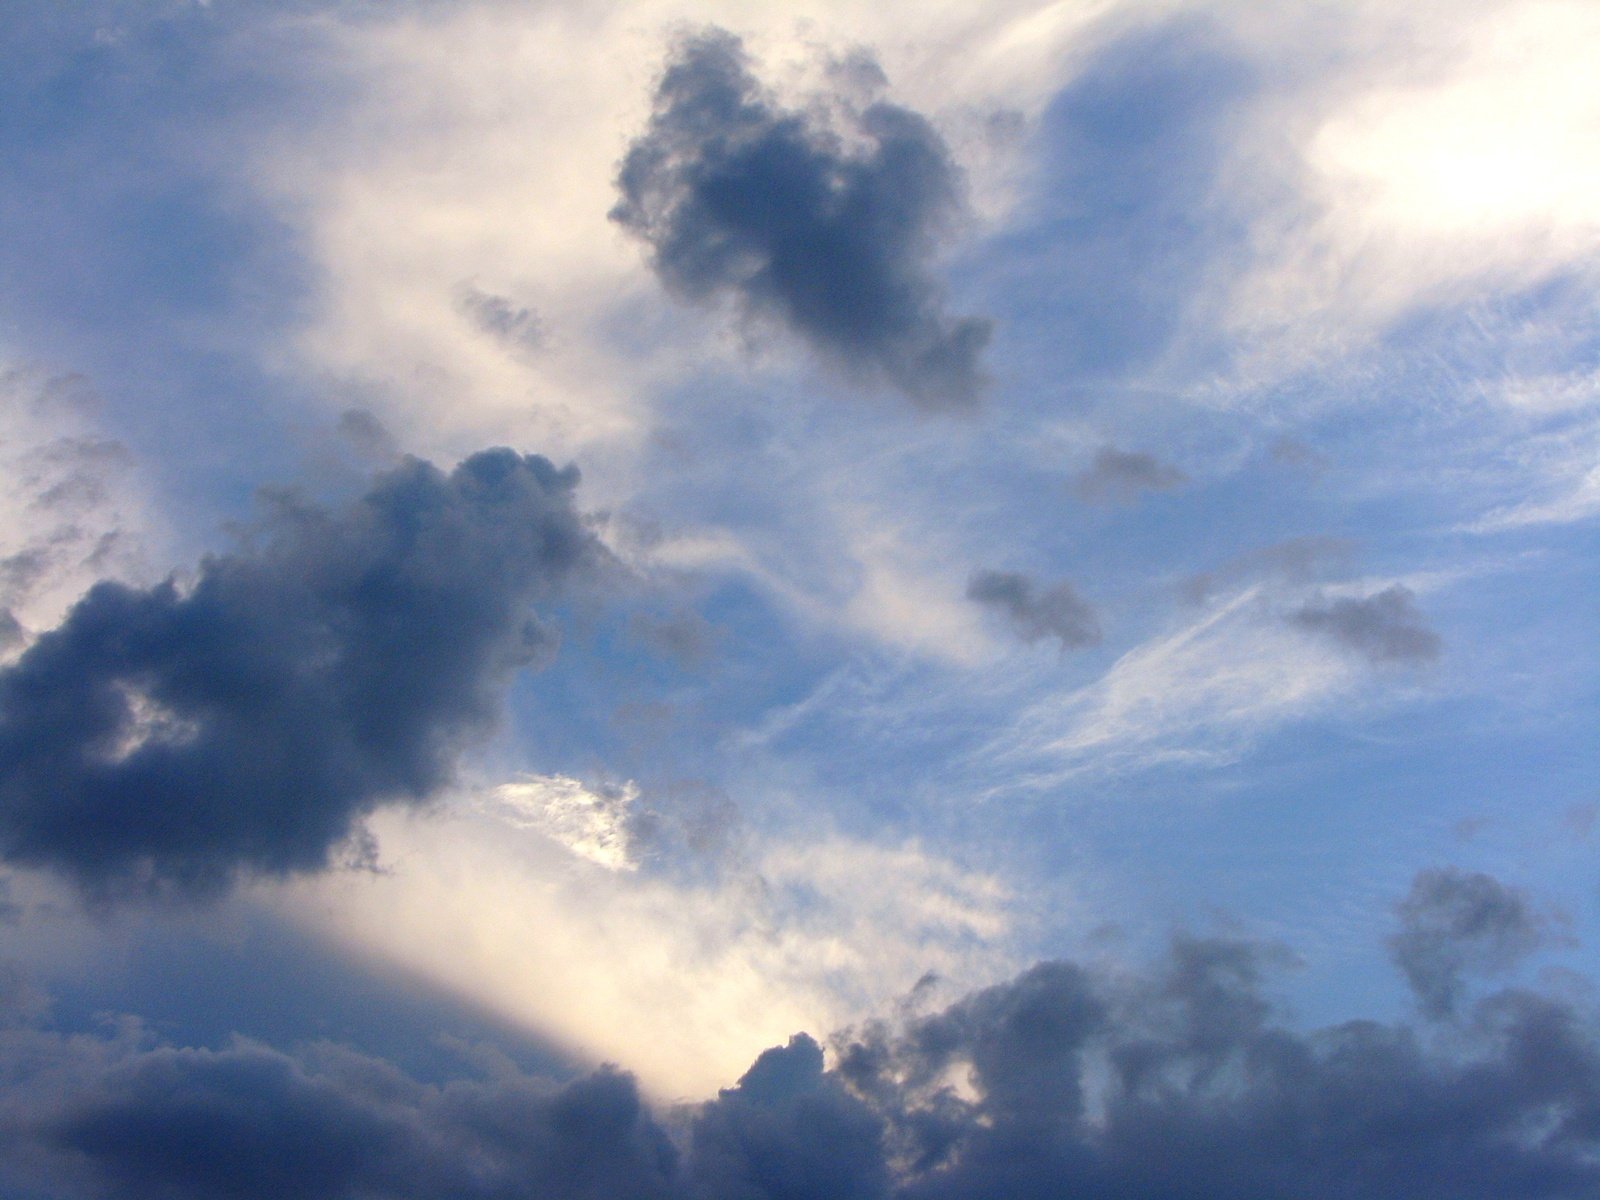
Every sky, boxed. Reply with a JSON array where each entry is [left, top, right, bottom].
[[0, 1, 1597, 1196]]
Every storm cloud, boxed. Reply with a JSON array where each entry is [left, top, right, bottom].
[[0, 449, 599, 896], [1289, 585, 1442, 664], [612, 29, 992, 409], [5, 913, 1600, 1200], [967, 569, 1100, 649]]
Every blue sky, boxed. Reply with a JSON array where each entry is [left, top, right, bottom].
[[1, 2, 1598, 1196]]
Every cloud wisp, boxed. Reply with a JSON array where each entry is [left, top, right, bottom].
[[612, 29, 991, 409], [0, 449, 599, 898]]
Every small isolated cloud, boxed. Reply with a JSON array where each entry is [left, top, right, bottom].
[[457, 285, 545, 351], [1184, 535, 1354, 604], [0, 449, 599, 898], [612, 28, 991, 409], [1289, 584, 1441, 665], [1390, 867, 1548, 1018], [1072, 446, 1187, 505], [967, 569, 1099, 650]]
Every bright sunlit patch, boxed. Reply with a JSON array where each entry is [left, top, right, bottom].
[[272, 802, 1017, 1102], [1307, 1, 1600, 277], [484, 774, 640, 872]]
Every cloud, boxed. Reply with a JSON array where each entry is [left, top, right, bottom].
[[484, 775, 642, 873], [984, 588, 1358, 783], [1, 1035, 680, 1200], [966, 570, 1099, 650], [278, 806, 1014, 1101], [1183, 535, 1354, 604], [833, 932, 1600, 1200], [1390, 867, 1549, 1018], [612, 29, 991, 409], [6, 909, 1600, 1200], [1071, 446, 1187, 506], [457, 285, 546, 352], [1288, 584, 1442, 665], [0, 449, 599, 897]]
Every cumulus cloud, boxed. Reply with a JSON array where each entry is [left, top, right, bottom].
[[0, 449, 599, 897], [1072, 446, 1187, 505], [1288, 584, 1442, 665], [612, 29, 991, 409], [966, 569, 1099, 650], [832, 933, 1600, 1200], [5, 911, 1600, 1200], [1390, 867, 1549, 1018]]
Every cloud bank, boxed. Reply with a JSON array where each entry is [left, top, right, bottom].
[[4, 898, 1597, 1200], [612, 29, 992, 408], [0, 449, 598, 896]]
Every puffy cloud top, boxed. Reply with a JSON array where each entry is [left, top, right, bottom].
[[0, 449, 598, 897]]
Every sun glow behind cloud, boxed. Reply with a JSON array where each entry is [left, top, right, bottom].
[[274, 799, 1018, 1101]]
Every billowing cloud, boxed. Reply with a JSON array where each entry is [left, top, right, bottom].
[[5, 909, 1600, 1200], [1289, 584, 1442, 665], [612, 29, 991, 409], [0, 449, 599, 897], [966, 569, 1099, 650], [1390, 867, 1549, 1018], [834, 933, 1600, 1200], [1072, 447, 1187, 506]]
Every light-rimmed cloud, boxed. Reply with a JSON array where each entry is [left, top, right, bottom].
[[0, 449, 600, 897]]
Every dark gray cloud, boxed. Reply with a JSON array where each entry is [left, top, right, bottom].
[[0, 449, 599, 897], [612, 29, 991, 409], [1, 1037, 679, 1200], [967, 569, 1100, 649], [1072, 446, 1187, 505], [1390, 867, 1549, 1018], [835, 934, 1600, 1200], [6, 912, 1600, 1200], [1289, 584, 1442, 664]]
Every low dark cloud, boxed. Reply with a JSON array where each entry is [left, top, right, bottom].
[[612, 29, 991, 409], [5, 906, 1600, 1200], [1390, 867, 1549, 1018], [967, 569, 1100, 649], [1289, 584, 1442, 664], [835, 934, 1600, 1200], [0, 449, 599, 897], [1072, 446, 1187, 505], [2, 1037, 679, 1200]]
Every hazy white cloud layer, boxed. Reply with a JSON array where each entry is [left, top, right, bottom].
[[1, 0, 1597, 1195]]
